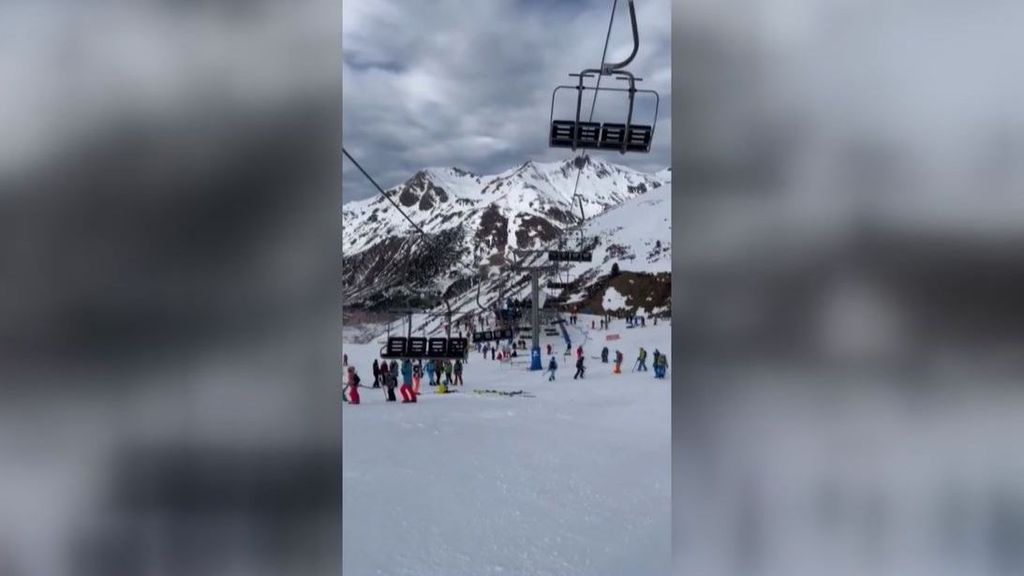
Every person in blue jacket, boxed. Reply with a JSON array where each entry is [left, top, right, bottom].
[[547, 356, 558, 381], [425, 359, 436, 386]]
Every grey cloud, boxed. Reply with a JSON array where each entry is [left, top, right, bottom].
[[343, 0, 672, 201]]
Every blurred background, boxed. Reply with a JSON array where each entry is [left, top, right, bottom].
[[5, 0, 1024, 574], [0, 0, 340, 574], [671, 0, 1024, 575]]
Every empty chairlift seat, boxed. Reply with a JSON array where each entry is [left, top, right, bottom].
[[599, 123, 653, 152], [550, 121, 601, 149], [548, 71, 659, 154]]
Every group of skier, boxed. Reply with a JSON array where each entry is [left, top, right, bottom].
[[543, 343, 667, 381], [478, 342, 526, 362], [546, 346, 587, 381], [595, 345, 668, 377], [343, 356, 465, 405]]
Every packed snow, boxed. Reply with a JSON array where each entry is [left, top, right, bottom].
[[342, 314, 671, 576]]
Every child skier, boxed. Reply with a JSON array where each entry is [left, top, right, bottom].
[[547, 356, 558, 381], [344, 366, 361, 405], [613, 350, 624, 374]]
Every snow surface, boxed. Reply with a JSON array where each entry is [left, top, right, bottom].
[[569, 181, 672, 276], [602, 287, 627, 312], [342, 314, 670, 576]]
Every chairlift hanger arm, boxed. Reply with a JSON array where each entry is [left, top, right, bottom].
[[601, 0, 639, 74]]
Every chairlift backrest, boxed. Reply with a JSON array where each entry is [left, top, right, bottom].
[[548, 250, 593, 263], [381, 336, 468, 360]]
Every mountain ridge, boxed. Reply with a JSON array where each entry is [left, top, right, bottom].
[[342, 154, 671, 314]]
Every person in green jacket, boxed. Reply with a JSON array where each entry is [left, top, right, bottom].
[[443, 360, 454, 386]]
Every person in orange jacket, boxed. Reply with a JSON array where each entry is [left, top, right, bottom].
[[613, 350, 624, 374]]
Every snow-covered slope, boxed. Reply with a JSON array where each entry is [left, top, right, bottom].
[[342, 314, 671, 576], [566, 178, 672, 274], [342, 155, 671, 312]]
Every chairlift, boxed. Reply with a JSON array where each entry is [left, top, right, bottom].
[[548, 0, 659, 154]]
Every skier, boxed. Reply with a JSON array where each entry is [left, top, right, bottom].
[[425, 358, 436, 386], [641, 316, 646, 327], [343, 353, 348, 367], [547, 356, 558, 381], [399, 359, 416, 403], [652, 350, 662, 378], [637, 347, 648, 372], [444, 360, 454, 386], [453, 359, 464, 386], [574, 355, 585, 380], [344, 366, 361, 405], [372, 359, 381, 388], [601, 346, 609, 363], [546, 343, 552, 356], [436, 365, 449, 394], [576, 345, 583, 360], [491, 347, 496, 360], [613, 350, 624, 374], [412, 360, 423, 395], [382, 362, 397, 402]]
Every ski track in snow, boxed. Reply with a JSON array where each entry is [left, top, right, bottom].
[[343, 315, 671, 576]]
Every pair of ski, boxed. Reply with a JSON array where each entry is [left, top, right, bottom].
[[472, 389, 536, 399]]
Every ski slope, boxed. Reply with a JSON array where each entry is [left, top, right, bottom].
[[342, 314, 671, 576]]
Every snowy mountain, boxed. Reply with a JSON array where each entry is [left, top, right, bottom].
[[342, 155, 670, 313]]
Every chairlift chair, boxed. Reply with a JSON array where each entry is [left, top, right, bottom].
[[548, 0, 659, 154]]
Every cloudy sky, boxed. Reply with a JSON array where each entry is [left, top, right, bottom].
[[342, 0, 672, 202]]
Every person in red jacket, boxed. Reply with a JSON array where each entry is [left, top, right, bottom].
[[345, 366, 361, 405]]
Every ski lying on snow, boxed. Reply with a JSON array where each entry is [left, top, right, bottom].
[[471, 389, 536, 399]]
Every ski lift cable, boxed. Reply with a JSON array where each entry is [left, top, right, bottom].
[[344, 146, 490, 319], [343, 147, 428, 237], [567, 0, 621, 232]]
